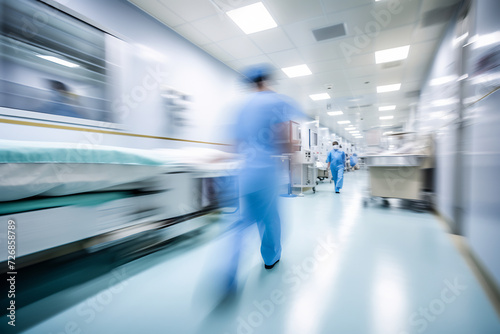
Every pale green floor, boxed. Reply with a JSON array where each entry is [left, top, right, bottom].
[[12, 171, 500, 333]]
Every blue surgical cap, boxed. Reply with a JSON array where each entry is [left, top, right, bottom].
[[241, 63, 273, 83]]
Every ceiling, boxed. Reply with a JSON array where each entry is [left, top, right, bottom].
[[128, 0, 462, 143]]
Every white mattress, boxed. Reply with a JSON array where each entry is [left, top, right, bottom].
[[0, 140, 241, 202], [0, 140, 173, 202]]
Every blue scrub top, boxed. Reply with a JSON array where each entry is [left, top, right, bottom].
[[350, 154, 358, 167], [41, 92, 83, 119], [326, 149, 345, 169], [234, 91, 302, 194]]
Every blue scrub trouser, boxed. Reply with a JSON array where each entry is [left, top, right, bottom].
[[243, 189, 281, 265], [226, 188, 282, 278], [331, 166, 344, 191]]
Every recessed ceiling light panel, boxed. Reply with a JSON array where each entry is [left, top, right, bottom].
[[309, 93, 330, 101], [375, 45, 410, 64], [226, 2, 277, 34], [377, 84, 401, 93], [282, 64, 312, 78]]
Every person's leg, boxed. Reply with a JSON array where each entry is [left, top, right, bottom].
[[330, 167, 338, 191], [336, 167, 344, 191], [258, 206, 281, 267], [248, 190, 282, 267]]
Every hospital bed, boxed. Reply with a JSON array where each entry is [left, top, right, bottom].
[[0, 140, 240, 265]]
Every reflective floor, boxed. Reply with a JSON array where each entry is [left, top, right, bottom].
[[10, 171, 500, 334]]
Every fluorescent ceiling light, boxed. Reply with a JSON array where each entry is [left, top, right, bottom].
[[345, 127, 356, 131], [379, 116, 394, 120], [37, 55, 79, 68], [430, 75, 457, 86], [377, 83, 401, 93], [378, 105, 396, 111], [350, 131, 360, 133], [432, 98, 458, 107], [375, 45, 410, 64], [281, 64, 312, 78], [309, 93, 330, 101], [226, 2, 277, 34], [337, 120, 351, 124], [471, 32, 500, 49], [327, 111, 343, 116]]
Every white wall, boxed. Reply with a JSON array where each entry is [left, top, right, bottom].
[[461, 0, 500, 289], [417, 6, 463, 228], [0, 0, 244, 150], [418, 0, 500, 288]]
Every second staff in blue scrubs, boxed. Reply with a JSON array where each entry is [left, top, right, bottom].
[[326, 141, 345, 193]]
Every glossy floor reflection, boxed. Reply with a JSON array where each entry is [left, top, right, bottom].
[[14, 171, 500, 334]]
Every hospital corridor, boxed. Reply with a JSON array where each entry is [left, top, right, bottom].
[[4, 171, 498, 334], [1, 0, 500, 333]]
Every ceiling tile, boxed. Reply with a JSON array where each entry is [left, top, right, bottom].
[[328, 3, 420, 34], [266, 0, 325, 25], [156, 0, 220, 22], [237, 54, 274, 68], [202, 43, 236, 62], [128, 0, 186, 27], [321, 0, 372, 14], [282, 16, 332, 46], [211, 0, 261, 11], [374, 67, 404, 84], [191, 15, 243, 43], [412, 22, 447, 44], [297, 40, 347, 64], [249, 27, 295, 53], [375, 0, 422, 28], [372, 25, 415, 52], [267, 49, 305, 68], [217, 37, 264, 59], [174, 23, 213, 46]]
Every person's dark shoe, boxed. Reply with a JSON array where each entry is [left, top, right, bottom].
[[265, 259, 280, 269]]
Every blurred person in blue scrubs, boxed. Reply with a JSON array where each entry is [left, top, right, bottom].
[[350, 153, 359, 171], [326, 141, 345, 193], [41, 80, 85, 119], [222, 64, 304, 290]]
